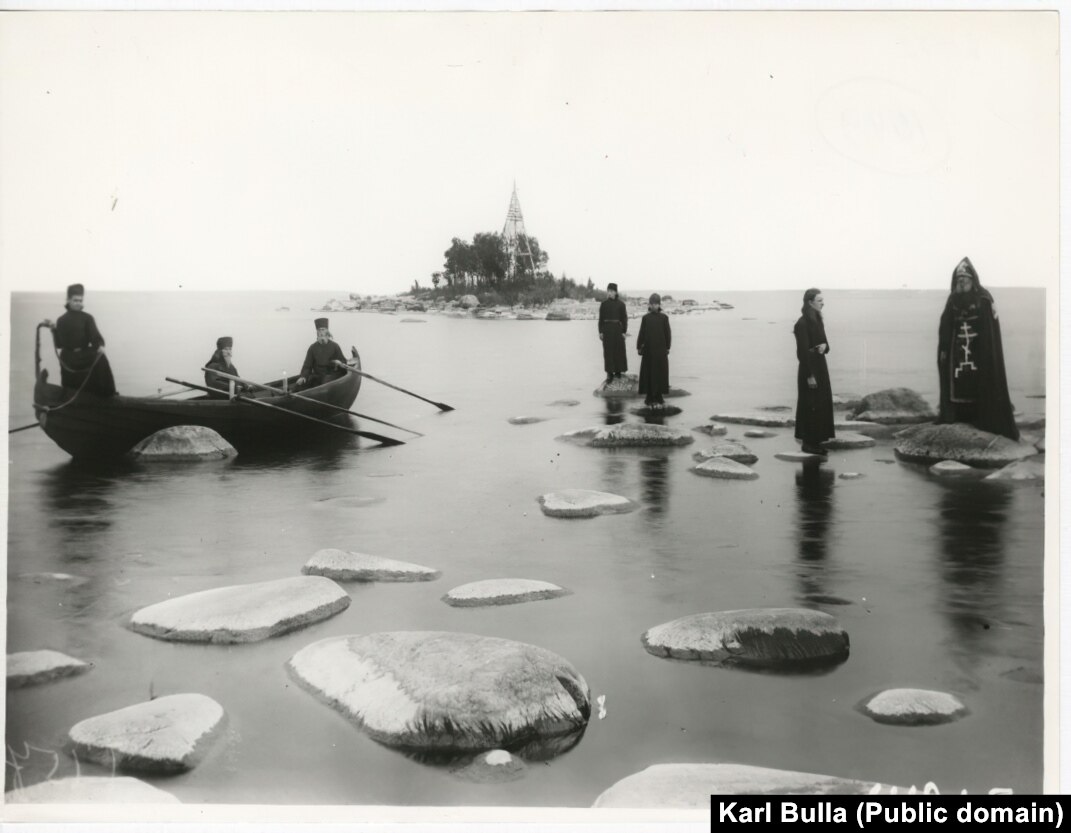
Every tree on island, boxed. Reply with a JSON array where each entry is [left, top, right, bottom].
[[414, 231, 605, 307]]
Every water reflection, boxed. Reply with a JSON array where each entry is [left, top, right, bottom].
[[602, 398, 626, 425], [399, 726, 586, 767], [932, 479, 1014, 681], [638, 455, 670, 516], [793, 464, 846, 608]]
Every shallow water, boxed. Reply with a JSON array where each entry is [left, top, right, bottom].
[[6, 289, 1046, 804]]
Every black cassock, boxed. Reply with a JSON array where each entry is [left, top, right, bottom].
[[937, 260, 1019, 440], [52, 308, 117, 396], [598, 297, 629, 373], [637, 311, 671, 402], [793, 309, 835, 446]]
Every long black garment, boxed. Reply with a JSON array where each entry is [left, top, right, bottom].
[[936, 259, 1019, 440], [598, 297, 629, 373], [637, 310, 671, 403], [300, 340, 347, 386], [204, 350, 241, 393], [793, 308, 835, 445], [52, 308, 117, 396]]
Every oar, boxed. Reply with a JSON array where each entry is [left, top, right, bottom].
[[165, 378, 404, 447], [201, 368, 423, 437], [9, 422, 41, 434], [335, 356, 455, 412]]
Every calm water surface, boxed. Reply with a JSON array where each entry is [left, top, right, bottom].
[[6, 289, 1046, 804]]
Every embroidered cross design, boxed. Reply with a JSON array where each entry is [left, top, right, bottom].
[[954, 321, 977, 378]]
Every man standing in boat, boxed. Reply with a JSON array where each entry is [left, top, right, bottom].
[[45, 283, 117, 396], [598, 282, 629, 384], [297, 317, 346, 388]]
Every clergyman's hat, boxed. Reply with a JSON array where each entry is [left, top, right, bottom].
[[216, 336, 233, 350], [66, 283, 84, 299], [314, 317, 329, 330], [607, 282, 618, 292]]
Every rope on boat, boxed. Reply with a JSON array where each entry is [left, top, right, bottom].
[[32, 322, 106, 413]]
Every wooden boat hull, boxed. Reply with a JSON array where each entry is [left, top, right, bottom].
[[33, 354, 363, 460]]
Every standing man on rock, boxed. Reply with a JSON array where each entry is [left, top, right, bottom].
[[297, 318, 346, 389], [598, 283, 629, 384]]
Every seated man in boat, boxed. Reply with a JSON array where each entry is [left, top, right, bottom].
[[297, 317, 346, 388], [45, 283, 117, 396], [204, 336, 257, 397]]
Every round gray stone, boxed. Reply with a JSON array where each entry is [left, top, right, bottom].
[[508, 416, 546, 425], [985, 458, 1045, 482], [822, 432, 876, 450], [287, 632, 591, 753], [744, 429, 776, 438], [130, 576, 350, 643], [302, 549, 440, 582], [7, 650, 91, 688], [929, 460, 983, 478], [443, 579, 570, 607], [538, 489, 637, 518], [68, 693, 225, 774], [690, 458, 758, 480], [894, 423, 1040, 467], [6, 776, 181, 804], [693, 440, 757, 465], [592, 763, 893, 806], [858, 688, 968, 726], [851, 388, 936, 424], [642, 608, 849, 668], [129, 426, 236, 461]]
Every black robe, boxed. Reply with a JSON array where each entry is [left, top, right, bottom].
[[637, 310, 671, 401], [51, 308, 116, 396], [937, 259, 1019, 440], [300, 339, 346, 386], [793, 308, 835, 446], [204, 350, 241, 394], [598, 297, 629, 373]]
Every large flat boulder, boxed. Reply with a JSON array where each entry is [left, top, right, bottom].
[[7, 650, 91, 688], [691, 458, 759, 481], [709, 411, 793, 428], [693, 440, 757, 465], [130, 576, 350, 643], [6, 776, 181, 804], [442, 579, 570, 607], [302, 549, 440, 582], [851, 388, 936, 424], [591, 423, 694, 447], [592, 763, 895, 806], [642, 609, 849, 669], [68, 693, 224, 774], [594, 374, 640, 398], [894, 423, 1039, 468], [129, 426, 237, 461], [822, 432, 875, 450], [538, 489, 637, 518], [858, 689, 968, 726], [287, 632, 590, 754]]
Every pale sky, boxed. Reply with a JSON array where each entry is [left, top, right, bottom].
[[0, 9, 1059, 294]]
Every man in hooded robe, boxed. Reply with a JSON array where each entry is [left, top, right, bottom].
[[297, 318, 346, 388], [598, 282, 629, 383], [48, 283, 117, 396], [637, 293, 671, 408], [937, 257, 1019, 441]]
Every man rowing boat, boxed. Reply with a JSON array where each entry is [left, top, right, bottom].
[[297, 317, 346, 389]]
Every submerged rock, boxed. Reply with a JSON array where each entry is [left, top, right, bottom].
[[129, 426, 236, 461], [6, 776, 181, 804], [692, 422, 729, 437], [303, 549, 440, 582], [642, 608, 849, 669], [838, 472, 864, 480], [7, 650, 91, 688], [452, 749, 527, 783], [894, 423, 1039, 468], [287, 632, 591, 754], [538, 489, 637, 518], [443, 579, 570, 607], [590, 423, 694, 447], [68, 693, 225, 774], [548, 399, 580, 407], [130, 576, 350, 643], [710, 411, 793, 428], [693, 440, 757, 465], [985, 458, 1045, 482], [690, 458, 758, 480], [315, 495, 385, 509], [832, 418, 887, 437], [592, 763, 892, 806], [858, 689, 968, 726], [929, 460, 983, 478], [593, 374, 640, 398], [631, 405, 683, 417], [775, 451, 826, 463], [822, 432, 875, 450], [508, 416, 546, 425], [851, 388, 936, 424], [744, 429, 776, 438]]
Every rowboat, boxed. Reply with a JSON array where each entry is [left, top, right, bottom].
[[32, 339, 364, 460]]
